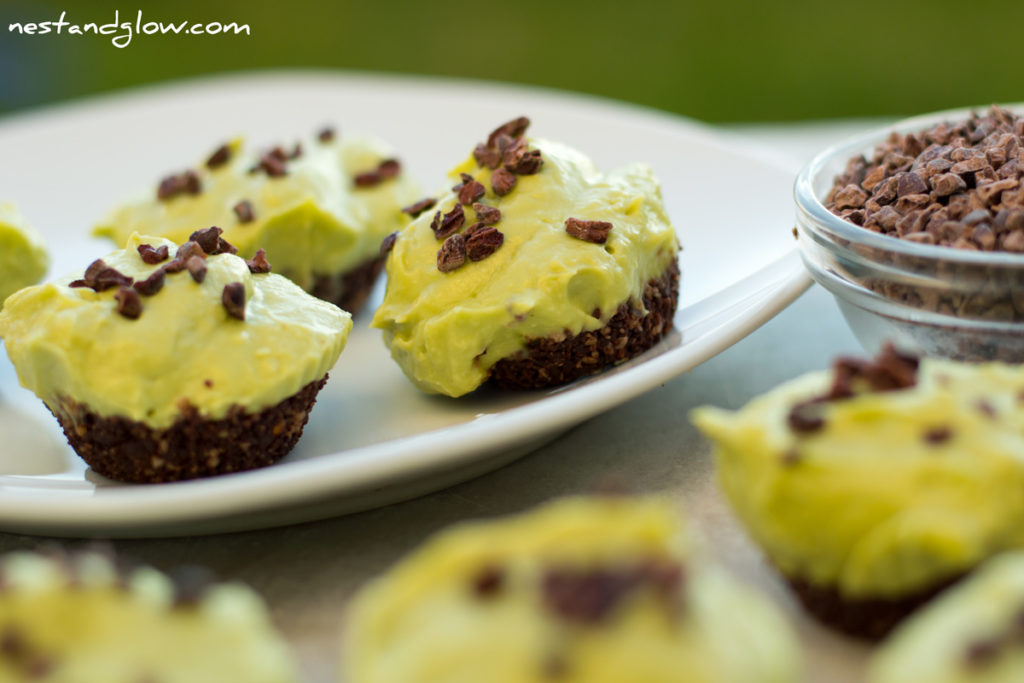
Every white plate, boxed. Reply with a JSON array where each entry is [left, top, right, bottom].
[[0, 72, 809, 537]]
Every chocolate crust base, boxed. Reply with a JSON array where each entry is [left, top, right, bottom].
[[50, 376, 328, 483], [489, 260, 680, 390], [311, 254, 386, 314], [787, 572, 964, 641]]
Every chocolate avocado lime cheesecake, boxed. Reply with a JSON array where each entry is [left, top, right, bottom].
[[94, 128, 419, 313], [344, 496, 801, 683], [0, 202, 48, 306], [0, 230, 352, 482], [0, 547, 298, 682], [693, 345, 1024, 639], [372, 117, 680, 397]]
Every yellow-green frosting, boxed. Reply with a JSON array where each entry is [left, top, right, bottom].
[[0, 234, 351, 429], [344, 496, 801, 683], [0, 202, 48, 306], [371, 138, 679, 397], [0, 550, 297, 683], [94, 136, 419, 292], [692, 360, 1024, 598], [870, 551, 1024, 683]]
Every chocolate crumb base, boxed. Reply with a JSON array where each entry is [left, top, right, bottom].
[[489, 260, 679, 390], [786, 571, 964, 641], [310, 253, 385, 314], [50, 376, 328, 483]]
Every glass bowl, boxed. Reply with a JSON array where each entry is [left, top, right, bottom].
[[794, 105, 1024, 362]]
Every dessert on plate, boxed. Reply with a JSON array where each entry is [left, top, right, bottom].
[[0, 547, 297, 683], [0, 202, 48, 306], [692, 344, 1024, 639], [94, 128, 419, 313], [0, 230, 352, 482], [344, 496, 801, 683], [869, 551, 1024, 682], [371, 117, 680, 397]]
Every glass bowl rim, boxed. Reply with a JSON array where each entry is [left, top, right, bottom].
[[794, 102, 1024, 269]]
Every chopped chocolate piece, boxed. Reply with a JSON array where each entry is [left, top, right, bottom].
[[114, 287, 142, 320], [542, 566, 637, 624], [787, 400, 825, 433], [511, 148, 543, 175], [317, 126, 336, 143], [465, 221, 487, 236], [924, 426, 953, 445], [257, 153, 287, 178], [233, 199, 256, 223], [354, 171, 382, 188], [169, 565, 217, 608], [471, 565, 506, 598], [565, 217, 612, 244], [92, 267, 134, 292], [486, 116, 531, 147], [156, 170, 202, 201], [175, 241, 206, 263], [402, 197, 437, 217], [137, 243, 169, 264], [379, 232, 398, 256], [68, 279, 88, 288], [162, 258, 187, 274], [378, 158, 401, 179], [133, 269, 166, 296], [964, 638, 1002, 668], [491, 167, 517, 196], [1, 626, 24, 656], [473, 143, 501, 169], [501, 137, 528, 169], [204, 379, 214, 388], [458, 175, 486, 205], [222, 282, 246, 320], [466, 226, 504, 261], [186, 255, 207, 283], [437, 233, 467, 273], [205, 143, 231, 169], [24, 656, 55, 679], [976, 399, 997, 418], [288, 143, 303, 160], [189, 227, 224, 254], [472, 202, 501, 225], [84, 259, 108, 282], [245, 248, 272, 274], [431, 203, 465, 240]]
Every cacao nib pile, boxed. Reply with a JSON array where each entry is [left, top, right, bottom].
[[826, 106, 1024, 253]]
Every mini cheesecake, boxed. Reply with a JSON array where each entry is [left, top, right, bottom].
[[94, 129, 420, 313], [870, 551, 1024, 683], [0, 230, 352, 482], [693, 345, 1024, 639], [0, 547, 298, 682], [344, 496, 801, 683], [371, 117, 680, 397], [0, 202, 48, 306]]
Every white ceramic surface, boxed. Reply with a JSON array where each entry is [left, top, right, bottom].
[[0, 72, 809, 537]]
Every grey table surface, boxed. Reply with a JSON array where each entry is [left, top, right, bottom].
[[0, 120, 888, 683]]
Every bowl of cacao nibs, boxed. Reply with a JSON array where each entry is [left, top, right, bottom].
[[794, 104, 1024, 362]]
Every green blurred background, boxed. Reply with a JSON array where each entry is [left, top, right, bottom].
[[3, 0, 1023, 122]]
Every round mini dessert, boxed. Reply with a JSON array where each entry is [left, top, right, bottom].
[[371, 117, 680, 397], [869, 551, 1024, 683], [344, 496, 801, 683], [692, 345, 1024, 639], [0, 547, 297, 682], [0, 202, 48, 306], [94, 129, 420, 313], [0, 231, 352, 482]]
